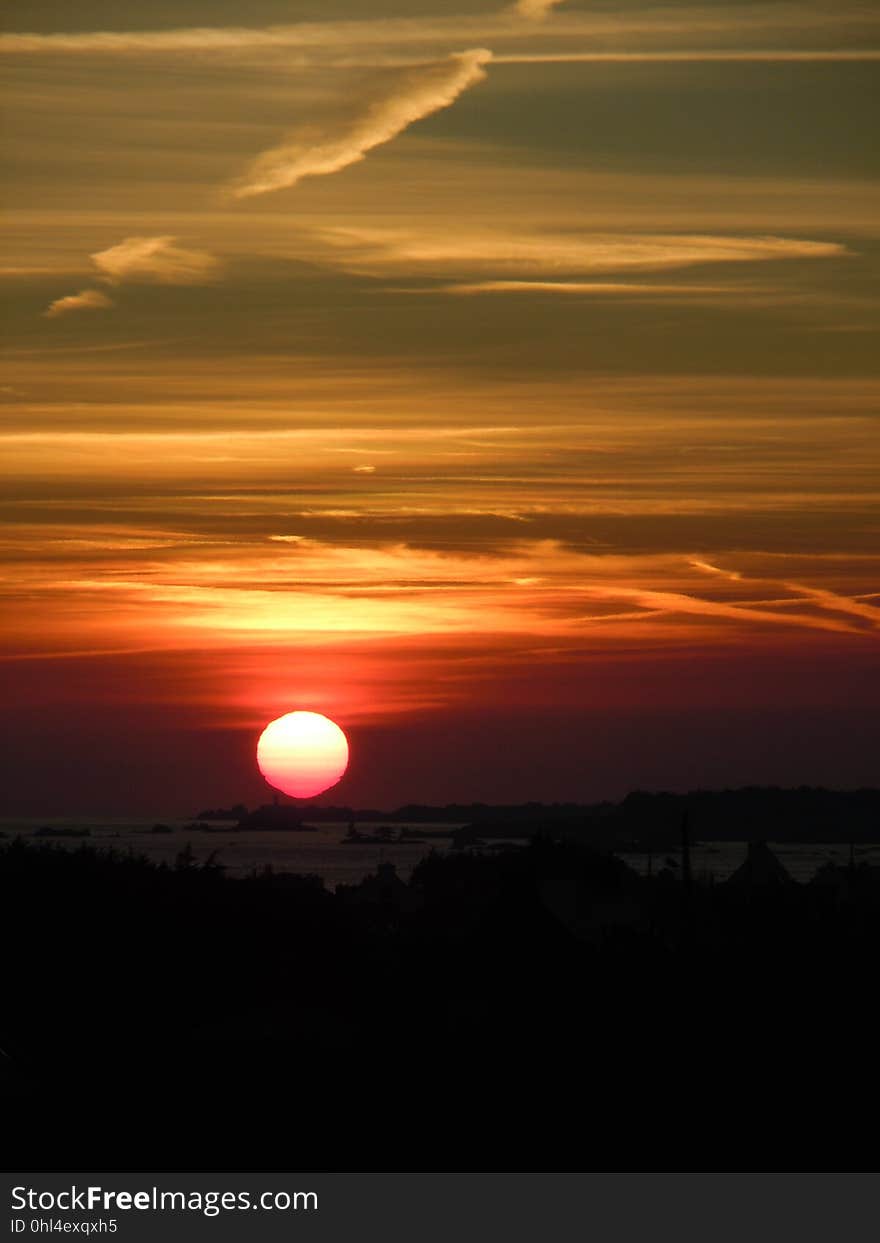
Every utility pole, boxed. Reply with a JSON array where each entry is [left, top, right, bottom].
[[681, 806, 694, 944]]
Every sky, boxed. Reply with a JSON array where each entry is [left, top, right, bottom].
[[2, 1, 879, 814]]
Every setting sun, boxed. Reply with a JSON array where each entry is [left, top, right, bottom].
[[256, 711, 349, 799]]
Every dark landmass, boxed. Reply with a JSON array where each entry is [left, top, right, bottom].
[[236, 803, 316, 831], [195, 787, 880, 846], [342, 824, 406, 844], [33, 825, 90, 838], [195, 803, 247, 821], [188, 804, 317, 831], [3, 821, 880, 1171]]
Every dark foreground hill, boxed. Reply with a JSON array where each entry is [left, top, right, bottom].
[[3, 833, 880, 1170]]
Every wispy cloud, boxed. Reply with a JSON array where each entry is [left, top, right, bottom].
[[512, 0, 568, 20], [576, 582, 863, 637], [43, 237, 222, 320], [319, 227, 849, 278], [1, 10, 874, 64], [439, 279, 754, 297], [231, 49, 491, 198], [781, 581, 880, 627], [44, 288, 114, 319], [495, 50, 880, 63], [0, 19, 496, 57], [91, 236, 222, 285], [689, 558, 880, 631], [5, 528, 877, 668]]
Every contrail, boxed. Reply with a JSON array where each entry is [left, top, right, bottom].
[[231, 49, 492, 199]]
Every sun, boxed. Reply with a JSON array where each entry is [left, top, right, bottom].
[[256, 711, 349, 799]]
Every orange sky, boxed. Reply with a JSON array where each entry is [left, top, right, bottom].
[[2, 1, 879, 811]]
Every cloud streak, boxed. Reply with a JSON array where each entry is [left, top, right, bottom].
[[91, 236, 222, 285], [44, 237, 222, 319], [44, 289, 114, 319], [495, 50, 880, 63], [439, 280, 753, 296], [512, 0, 568, 19], [231, 49, 491, 198], [5, 526, 877, 665], [1, 10, 875, 63], [320, 227, 849, 278], [689, 559, 880, 631]]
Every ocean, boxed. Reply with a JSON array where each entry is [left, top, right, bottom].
[[0, 819, 460, 888], [2, 819, 878, 888]]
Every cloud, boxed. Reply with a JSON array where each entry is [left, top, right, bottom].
[[42, 237, 221, 320], [1, 11, 873, 65], [0, 20, 489, 57], [44, 288, 114, 319], [439, 280, 749, 296], [577, 582, 863, 637], [495, 50, 880, 63], [231, 49, 491, 198], [319, 227, 849, 278], [512, 0, 568, 19], [687, 558, 880, 632], [91, 236, 222, 285], [8, 520, 876, 661], [780, 581, 880, 628]]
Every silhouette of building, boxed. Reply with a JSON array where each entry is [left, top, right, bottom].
[[342, 861, 422, 913], [811, 853, 880, 902], [725, 841, 793, 890]]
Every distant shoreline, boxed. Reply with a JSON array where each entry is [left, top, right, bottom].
[[7, 784, 880, 847]]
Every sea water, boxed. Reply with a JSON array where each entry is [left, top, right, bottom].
[[0, 819, 459, 888], [2, 818, 878, 888]]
